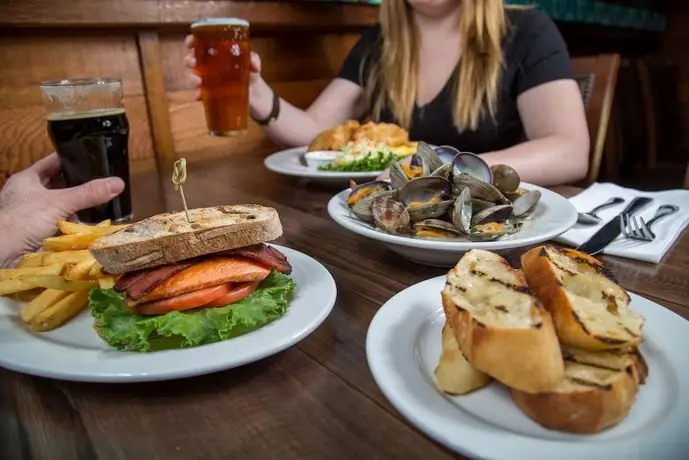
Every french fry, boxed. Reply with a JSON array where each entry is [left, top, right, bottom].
[[63, 259, 96, 281], [42, 233, 106, 251], [0, 263, 64, 281], [18, 252, 45, 268], [20, 288, 70, 323], [95, 219, 112, 227], [98, 275, 116, 289], [30, 290, 89, 332], [0, 278, 36, 296], [18, 274, 96, 291], [57, 220, 128, 235], [88, 261, 104, 278], [17, 250, 93, 268]]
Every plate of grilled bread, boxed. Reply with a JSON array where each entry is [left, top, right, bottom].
[[0, 205, 337, 383], [366, 246, 689, 459]]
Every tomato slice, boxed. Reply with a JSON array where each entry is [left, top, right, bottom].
[[134, 283, 232, 315], [203, 281, 261, 308]]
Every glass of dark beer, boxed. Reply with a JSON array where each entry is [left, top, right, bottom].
[[40, 78, 132, 224], [192, 18, 251, 137]]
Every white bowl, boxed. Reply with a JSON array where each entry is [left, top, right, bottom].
[[303, 150, 339, 170], [327, 183, 578, 267]]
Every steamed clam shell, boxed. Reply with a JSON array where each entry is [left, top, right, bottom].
[[347, 180, 392, 207], [350, 189, 395, 223], [490, 164, 520, 194], [451, 152, 493, 184], [372, 196, 411, 234], [472, 204, 513, 226], [416, 141, 444, 173], [454, 173, 509, 204], [398, 176, 453, 222], [434, 145, 460, 165], [451, 187, 472, 234], [512, 190, 541, 217], [414, 219, 463, 238]]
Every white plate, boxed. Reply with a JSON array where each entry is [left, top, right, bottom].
[[328, 183, 578, 266], [366, 276, 689, 460], [264, 146, 383, 184], [0, 245, 336, 383]]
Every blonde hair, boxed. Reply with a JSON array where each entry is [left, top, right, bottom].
[[365, 0, 507, 132]]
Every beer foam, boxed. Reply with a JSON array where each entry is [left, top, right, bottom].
[[47, 107, 126, 121], [191, 17, 249, 28]]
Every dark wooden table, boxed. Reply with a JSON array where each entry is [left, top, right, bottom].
[[2, 154, 688, 459]]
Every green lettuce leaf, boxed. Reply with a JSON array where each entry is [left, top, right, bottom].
[[318, 152, 398, 172], [90, 271, 296, 352]]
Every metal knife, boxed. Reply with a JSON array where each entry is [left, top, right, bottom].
[[576, 196, 653, 255]]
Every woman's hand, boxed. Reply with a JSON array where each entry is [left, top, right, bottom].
[[183, 35, 263, 101], [0, 154, 125, 268]]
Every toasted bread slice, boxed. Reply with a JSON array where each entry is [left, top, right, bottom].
[[511, 347, 648, 433], [435, 321, 492, 395], [521, 246, 644, 351], [89, 205, 283, 274], [441, 249, 564, 393]]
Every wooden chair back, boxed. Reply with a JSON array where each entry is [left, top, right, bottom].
[[571, 53, 621, 186]]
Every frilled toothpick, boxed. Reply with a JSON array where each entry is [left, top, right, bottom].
[[172, 158, 192, 223]]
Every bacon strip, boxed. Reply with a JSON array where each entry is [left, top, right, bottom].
[[115, 261, 195, 301], [219, 244, 292, 274]]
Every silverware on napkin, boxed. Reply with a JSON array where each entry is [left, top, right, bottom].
[[577, 197, 625, 226], [577, 196, 653, 255], [621, 204, 679, 242]]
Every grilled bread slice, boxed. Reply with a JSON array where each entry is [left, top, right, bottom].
[[521, 246, 644, 351], [511, 347, 648, 433], [89, 205, 283, 274], [435, 321, 492, 395], [441, 249, 564, 393]]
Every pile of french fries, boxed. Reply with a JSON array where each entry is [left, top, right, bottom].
[[0, 219, 128, 332]]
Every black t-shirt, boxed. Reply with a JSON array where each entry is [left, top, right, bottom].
[[338, 9, 573, 153]]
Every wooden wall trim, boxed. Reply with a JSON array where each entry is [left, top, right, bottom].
[[137, 30, 176, 178], [0, 1, 379, 29]]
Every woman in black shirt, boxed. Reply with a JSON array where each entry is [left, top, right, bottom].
[[185, 0, 589, 186]]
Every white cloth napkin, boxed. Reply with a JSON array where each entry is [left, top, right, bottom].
[[556, 182, 689, 263]]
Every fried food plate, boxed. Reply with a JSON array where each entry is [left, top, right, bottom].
[[264, 146, 386, 184], [0, 245, 336, 383], [327, 183, 578, 267], [366, 276, 689, 460]]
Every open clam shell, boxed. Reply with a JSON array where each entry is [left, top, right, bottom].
[[414, 219, 464, 238], [471, 204, 513, 226], [512, 190, 541, 217], [398, 176, 453, 222], [430, 163, 452, 180], [416, 141, 444, 173], [471, 198, 495, 213], [372, 196, 411, 234], [389, 160, 410, 190], [451, 152, 492, 184], [454, 173, 509, 204], [467, 221, 521, 242], [434, 145, 460, 165], [347, 180, 392, 207], [451, 187, 472, 234], [350, 189, 395, 223]]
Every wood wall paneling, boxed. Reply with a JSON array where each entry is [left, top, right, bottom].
[[0, 1, 379, 28]]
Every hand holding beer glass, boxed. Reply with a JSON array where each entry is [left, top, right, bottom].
[[191, 18, 252, 136], [40, 78, 132, 224]]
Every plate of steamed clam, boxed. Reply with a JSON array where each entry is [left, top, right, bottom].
[[327, 142, 578, 266]]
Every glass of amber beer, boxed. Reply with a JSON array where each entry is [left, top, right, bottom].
[[40, 78, 132, 224], [192, 18, 251, 136]]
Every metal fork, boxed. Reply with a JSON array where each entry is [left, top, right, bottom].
[[620, 205, 679, 242]]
